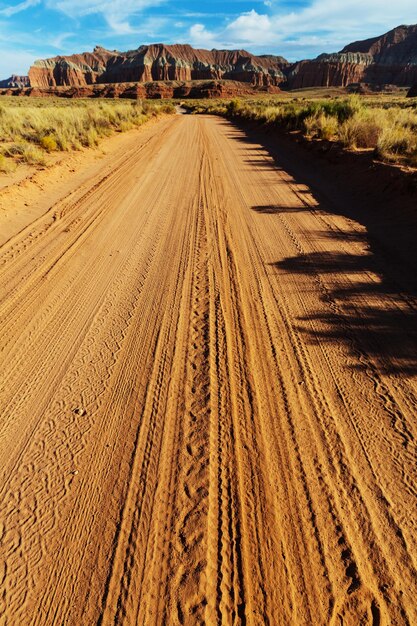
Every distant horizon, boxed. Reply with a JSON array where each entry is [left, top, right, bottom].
[[1, 0, 417, 77]]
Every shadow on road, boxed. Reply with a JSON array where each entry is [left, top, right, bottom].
[[221, 119, 417, 376], [272, 247, 417, 376]]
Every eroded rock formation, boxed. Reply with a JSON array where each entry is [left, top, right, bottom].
[[288, 25, 417, 88], [16, 24, 417, 95], [29, 44, 288, 88], [0, 75, 29, 88]]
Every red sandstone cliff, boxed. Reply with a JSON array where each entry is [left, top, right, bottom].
[[28, 47, 118, 87], [288, 25, 417, 89], [22, 25, 417, 93], [29, 44, 288, 88]]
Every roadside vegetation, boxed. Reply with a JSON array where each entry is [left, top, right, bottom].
[[0, 99, 175, 172], [183, 95, 417, 167]]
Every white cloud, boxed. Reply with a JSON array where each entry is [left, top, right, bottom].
[[271, 0, 417, 37], [48, 31, 73, 48], [224, 10, 274, 44], [187, 0, 417, 59], [0, 0, 40, 17], [189, 23, 217, 48], [46, 0, 166, 35]]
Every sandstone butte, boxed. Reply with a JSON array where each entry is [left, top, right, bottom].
[[28, 43, 289, 88]]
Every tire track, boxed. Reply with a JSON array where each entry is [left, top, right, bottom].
[[1, 113, 416, 626]]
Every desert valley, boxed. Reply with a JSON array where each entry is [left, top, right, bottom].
[[1, 13, 417, 626]]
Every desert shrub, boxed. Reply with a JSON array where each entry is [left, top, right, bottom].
[[142, 101, 161, 116], [93, 116, 113, 132], [280, 102, 305, 129], [0, 153, 14, 172], [377, 125, 417, 159], [339, 106, 417, 155], [119, 120, 134, 132], [141, 101, 153, 115], [83, 127, 99, 147], [134, 113, 148, 126], [23, 144, 47, 165], [303, 115, 317, 137], [40, 134, 58, 152], [318, 114, 339, 140], [340, 114, 382, 149], [227, 99, 242, 115], [386, 107, 417, 131], [303, 113, 339, 140], [261, 106, 282, 124], [321, 95, 363, 122], [159, 103, 176, 114], [4, 142, 47, 165], [53, 130, 69, 150]]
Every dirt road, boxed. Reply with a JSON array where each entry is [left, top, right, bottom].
[[1, 114, 416, 625]]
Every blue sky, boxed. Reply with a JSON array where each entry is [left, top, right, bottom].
[[1, 0, 417, 77]]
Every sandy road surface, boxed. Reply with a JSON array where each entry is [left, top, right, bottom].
[[1, 114, 417, 625]]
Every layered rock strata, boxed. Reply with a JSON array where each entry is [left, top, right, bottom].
[[0, 75, 29, 88], [288, 24, 417, 88], [29, 44, 288, 88]]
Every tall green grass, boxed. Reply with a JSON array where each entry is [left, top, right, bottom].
[[0, 99, 175, 171]]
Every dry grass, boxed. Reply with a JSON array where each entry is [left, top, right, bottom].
[[0, 153, 15, 173], [183, 94, 417, 167], [0, 99, 175, 169]]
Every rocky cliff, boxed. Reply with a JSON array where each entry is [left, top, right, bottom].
[[28, 48, 117, 87], [288, 25, 417, 88], [29, 44, 288, 88], [22, 24, 417, 93], [0, 75, 29, 88]]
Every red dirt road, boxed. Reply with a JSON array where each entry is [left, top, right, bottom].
[[1, 114, 416, 625]]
